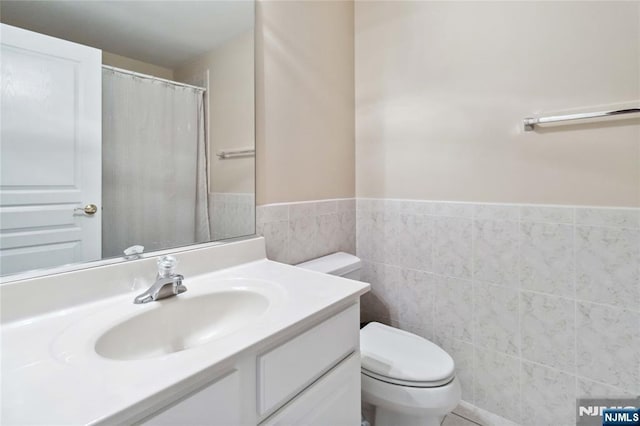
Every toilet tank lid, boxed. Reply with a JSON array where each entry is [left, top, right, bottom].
[[296, 252, 361, 276]]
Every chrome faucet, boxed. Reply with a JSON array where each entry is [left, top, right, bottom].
[[134, 255, 187, 304]]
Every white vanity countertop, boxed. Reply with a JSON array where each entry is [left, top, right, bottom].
[[1, 256, 369, 425]]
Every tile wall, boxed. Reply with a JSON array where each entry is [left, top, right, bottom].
[[356, 199, 640, 426], [256, 199, 356, 264], [256, 197, 639, 425], [210, 193, 255, 240]]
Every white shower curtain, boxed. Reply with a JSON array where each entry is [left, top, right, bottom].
[[102, 69, 210, 258]]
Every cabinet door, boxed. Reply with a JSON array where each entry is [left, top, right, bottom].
[[261, 354, 360, 426], [258, 304, 359, 416], [142, 370, 241, 426]]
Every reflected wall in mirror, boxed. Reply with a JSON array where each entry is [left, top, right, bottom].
[[0, 1, 255, 277]]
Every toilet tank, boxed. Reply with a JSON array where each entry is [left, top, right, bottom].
[[296, 252, 362, 280]]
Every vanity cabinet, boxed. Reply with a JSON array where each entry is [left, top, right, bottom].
[[257, 304, 359, 416], [142, 303, 361, 426], [261, 354, 360, 426], [141, 370, 242, 425]]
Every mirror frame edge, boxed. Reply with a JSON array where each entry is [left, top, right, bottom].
[[0, 234, 259, 285]]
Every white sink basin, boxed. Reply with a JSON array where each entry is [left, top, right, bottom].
[[95, 289, 270, 360]]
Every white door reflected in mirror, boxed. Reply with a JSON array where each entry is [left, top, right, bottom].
[[0, 24, 102, 275]]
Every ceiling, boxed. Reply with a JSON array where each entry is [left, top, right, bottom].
[[0, 0, 254, 69]]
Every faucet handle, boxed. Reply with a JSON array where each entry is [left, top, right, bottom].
[[124, 245, 144, 260], [157, 255, 178, 278]]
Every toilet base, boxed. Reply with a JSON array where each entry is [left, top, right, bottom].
[[375, 407, 443, 426], [361, 374, 460, 426]]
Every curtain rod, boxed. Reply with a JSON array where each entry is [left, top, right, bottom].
[[102, 65, 207, 92]]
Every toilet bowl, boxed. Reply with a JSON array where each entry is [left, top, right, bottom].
[[297, 253, 461, 426], [360, 322, 461, 426]]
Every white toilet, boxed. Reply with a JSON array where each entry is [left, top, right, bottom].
[[297, 252, 461, 426]]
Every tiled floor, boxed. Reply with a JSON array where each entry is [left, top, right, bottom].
[[442, 413, 483, 426], [363, 404, 486, 426]]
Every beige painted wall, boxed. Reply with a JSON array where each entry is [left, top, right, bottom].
[[175, 31, 255, 194], [355, 1, 640, 207], [256, 0, 355, 205], [102, 51, 174, 80]]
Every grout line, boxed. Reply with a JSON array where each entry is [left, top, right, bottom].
[[473, 344, 522, 362], [348, 202, 639, 228], [449, 412, 483, 426], [470, 205, 477, 406], [516, 209, 523, 424], [519, 355, 577, 378], [355, 197, 640, 212], [573, 374, 637, 396], [573, 206, 579, 406], [285, 204, 291, 264]]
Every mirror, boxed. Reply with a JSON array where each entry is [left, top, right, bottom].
[[0, 1, 255, 277]]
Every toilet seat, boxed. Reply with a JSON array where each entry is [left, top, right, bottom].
[[360, 322, 456, 388], [361, 367, 454, 388]]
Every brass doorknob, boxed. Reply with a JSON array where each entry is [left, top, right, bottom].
[[83, 204, 98, 215]]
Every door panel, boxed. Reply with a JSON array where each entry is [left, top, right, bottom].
[[0, 243, 81, 275], [0, 228, 83, 249], [0, 24, 102, 275], [0, 205, 78, 230]]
